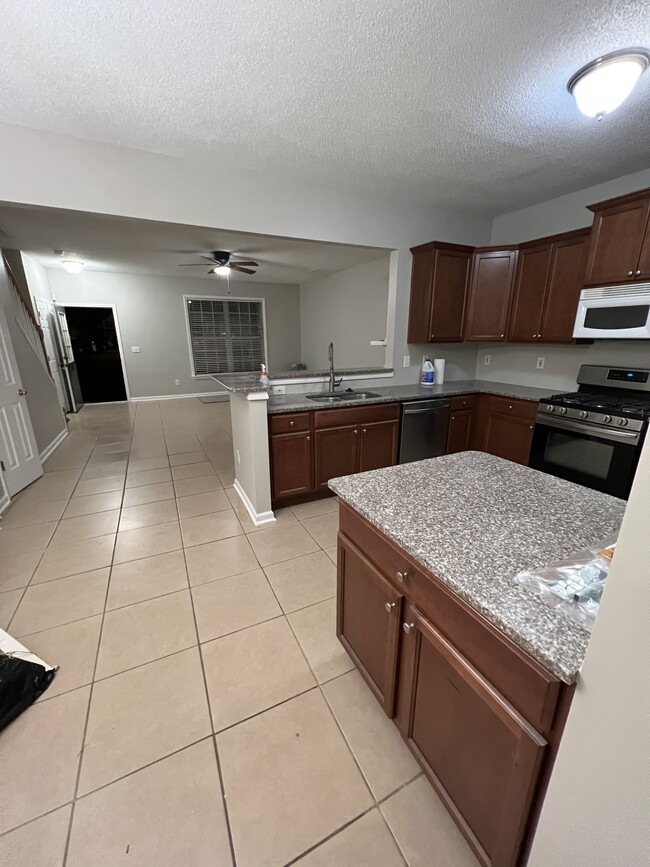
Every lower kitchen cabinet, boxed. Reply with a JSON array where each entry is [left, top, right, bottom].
[[336, 536, 403, 715], [358, 419, 399, 472], [401, 607, 546, 866], [447, 409, 473, 453], [472, 395, 537, 466], [314, 425, 359, 489], [270, 431, 313, 499]]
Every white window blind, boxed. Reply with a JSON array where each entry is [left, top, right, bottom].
[[186, 297, 266, 375]]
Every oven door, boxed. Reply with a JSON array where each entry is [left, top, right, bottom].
[[529, 417, 642, 499]]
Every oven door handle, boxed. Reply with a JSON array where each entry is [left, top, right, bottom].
[[536, 415, 642, 445]]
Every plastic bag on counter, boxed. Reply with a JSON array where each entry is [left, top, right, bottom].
[[0, 629, 56, 732], [514, 536, 617, 630]]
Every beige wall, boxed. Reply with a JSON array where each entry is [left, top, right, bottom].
[[299, 256, 390, 370], [46, 269, 302, 398], [529, 436, 650, 866]]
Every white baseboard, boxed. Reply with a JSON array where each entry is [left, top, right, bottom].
[[0, 492, 10, 515], [39, 427, 69, 463], [130, 391, 228, 402], [233, 479, 276, 527]]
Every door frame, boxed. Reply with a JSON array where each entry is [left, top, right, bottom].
[[59, 303, 132, 401]]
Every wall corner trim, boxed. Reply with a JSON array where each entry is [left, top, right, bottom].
[[39, 426, 69, 463], [233, 479, 276, 527]]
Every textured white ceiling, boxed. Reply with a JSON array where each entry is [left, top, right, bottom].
[[0, 204, 388, 282], [1, 0, 649, 215]]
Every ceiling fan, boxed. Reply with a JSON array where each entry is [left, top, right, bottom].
[[179, 250, 259, 276]]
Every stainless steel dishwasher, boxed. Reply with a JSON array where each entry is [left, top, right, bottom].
[[399, 399, 451, 463]]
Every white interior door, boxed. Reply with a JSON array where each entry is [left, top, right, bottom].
[[0, 302, 42, 496], [34, 298, 67, 412]]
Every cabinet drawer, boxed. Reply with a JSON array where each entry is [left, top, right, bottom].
[[314, 402, 399, 429], [269, 412, 311, 434], [486, 395, 538, 421], [450, 393, 476, 411], [339, 503, 561, 735]]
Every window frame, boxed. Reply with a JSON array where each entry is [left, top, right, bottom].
[[183, 294, 269, 379]]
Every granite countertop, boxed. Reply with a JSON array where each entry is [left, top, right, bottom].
[[212, 367, 390, 394], [329, 452, 625, 683], [267, 380, 556, 413]]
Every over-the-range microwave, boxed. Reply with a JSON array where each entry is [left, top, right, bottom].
[[573, 284, 650, 339]]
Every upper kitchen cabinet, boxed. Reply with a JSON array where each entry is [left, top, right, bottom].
[[407, 242, 474, 343], [584, 189, 650, 286], [507, 229, 590, 344], [464, 248, 518, 341]]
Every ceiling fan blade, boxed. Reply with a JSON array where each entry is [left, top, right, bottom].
[[231, 260, 259, 267], [229, 264, 256, 275], [179, 263, 214, 266], [200, 255, 219, 262]]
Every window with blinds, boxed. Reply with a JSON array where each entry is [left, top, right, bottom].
[[185, 297, 266, 376]]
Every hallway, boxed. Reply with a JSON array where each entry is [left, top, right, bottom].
[[0, 399, 476, 866]]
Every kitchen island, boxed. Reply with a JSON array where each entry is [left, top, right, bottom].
[[329, 452, 625, 866]]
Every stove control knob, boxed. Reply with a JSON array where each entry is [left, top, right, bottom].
[[579, 410, 589, 419], [617, 417, 628, 427], [557, 407, 567, 415], [545, 404, 555, 413], [603, 415, 612, 424]]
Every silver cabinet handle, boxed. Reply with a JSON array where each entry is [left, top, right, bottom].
[[385, 602, 396, 613], [18, 388, 27, 396], [354, 429, 358, 435], [500, 333, 505, 338], [396, 570, 408, 583], [636, 270, 642, 276], [290, 420, 295, 426], [403, 622, 415, 634], [306, 435, 311, 441], [628, 270, 634, 276], [362, 428, 367, 434], [508, 404, 513, 410]]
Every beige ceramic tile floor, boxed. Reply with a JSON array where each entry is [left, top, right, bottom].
[[0, 399, 477, 867]]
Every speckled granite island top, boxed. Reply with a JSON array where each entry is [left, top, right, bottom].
[[329, 452, 626, 683]]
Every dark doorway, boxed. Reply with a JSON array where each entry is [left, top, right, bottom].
[[64, 307, 127, 403]]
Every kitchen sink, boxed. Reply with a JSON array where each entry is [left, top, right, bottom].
[[306, 390, 382, 402]]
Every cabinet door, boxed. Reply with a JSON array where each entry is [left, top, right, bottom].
[[446, 409, 473, 454], [465, 250, 518, 341], [539, 232, 589, 342], [483, 411, 535, 466], [584, 198, 650, 286], [407, 248, 435, 343], [401, 608, 546, 866], [636, 220, 650, 281], [359, 420, 399, 472], [337, 536, 403, 715], [314, 425, 359, 489], [270, 431, 313, 499], [429, 247, 473, 342], [506, 244, 550, 342]]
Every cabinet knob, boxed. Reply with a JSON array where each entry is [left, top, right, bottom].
[[529, 425, 533, 430], [395, 570, 408, 583], [403, 622, 415, 634], [636, 270, 642, 276], [508, 405, 513, 410], [362, 428, 367, 434], [354, 429, 358, 435], [628, 270, 634, 276], [385, 602, 396, 613], [500, 334, 505, 338], [451, 415, 455, 420], [306, 435, 310, 441], [290, 420, 295, 426]]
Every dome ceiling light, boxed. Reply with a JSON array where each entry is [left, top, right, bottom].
[[60, 256, 84, 273], [567, 48, 650, 120]]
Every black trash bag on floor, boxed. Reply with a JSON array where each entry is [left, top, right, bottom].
[[0, 630, 56, 732]]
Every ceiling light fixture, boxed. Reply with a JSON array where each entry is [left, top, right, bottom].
[[61, 258, 84, 274], [567, 48, 650, 120], [212, 265, 231, 276]]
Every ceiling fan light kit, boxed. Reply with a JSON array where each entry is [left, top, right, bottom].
[[179, 250, 260, 276], [567, 47, 650, 119]]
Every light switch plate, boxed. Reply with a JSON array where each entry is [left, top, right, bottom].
[[403, 355, 410, 368], [175, 379, 180, 385], [131, 346, 141, 353], [484, 354, 491, 366], [536, 357, 545, 370]]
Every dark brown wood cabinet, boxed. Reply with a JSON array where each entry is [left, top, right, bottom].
[[507, 230, 589, 344], [407, 242, 474, 343], [401, 607, 547, 866], [270, 404, 399, 506], [337, 535, 403, 715], [473, 395, 537, 466], [584, 189, 650, 286], [337, 503, 573, 867], [465, 249, 518, 341], [446, 409, 473, 453]]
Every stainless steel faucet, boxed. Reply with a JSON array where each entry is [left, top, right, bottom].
[[328, 342, 343, 394]]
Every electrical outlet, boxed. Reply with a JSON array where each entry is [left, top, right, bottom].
[[403, 355, 411, 368], [536, 357, 545, 370], [175, 379, 180, 386], [484, 354, 491, 366], [131, 346, 141, 353], [273, 385, 286, 395]]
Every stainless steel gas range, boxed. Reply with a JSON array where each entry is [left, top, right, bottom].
[[529, 365, 650, 499]]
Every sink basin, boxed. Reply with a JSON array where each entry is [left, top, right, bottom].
[[306, 390, 382, 403]]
